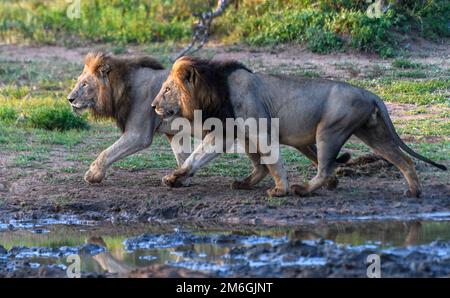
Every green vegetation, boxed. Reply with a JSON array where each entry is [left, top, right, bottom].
[[0, 58, 89, 131], [0, 93, 89, 131], [353, 79, 450, 105], [1, 52, 448, 173], [392, 58, 423, 69], [0, 0, 448, 56], [27, 105, 88, 131], [0, 0, 448, 176]]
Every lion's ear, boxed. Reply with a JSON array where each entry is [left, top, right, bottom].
[[184, 67, 197, 87], [98, 63, 111, 78]]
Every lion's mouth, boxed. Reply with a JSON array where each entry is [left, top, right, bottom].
[[155, 108, 165, 116], [155, 108, 177, 119], [71, 104, 89, 115]]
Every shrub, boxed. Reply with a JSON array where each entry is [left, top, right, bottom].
[[0, 85, 30, 99], [0, 85, 90, 131], [305, 28, 343, 53], [27, 106, 89, 131], [0, 106, 17, 124], [0, 0, 448, 55], [392, 59, 422, 69]]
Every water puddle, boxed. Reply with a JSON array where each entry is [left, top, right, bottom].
[[1, 215, 450, 277], [347, 211, 450, 222], [0, 215, 96, 232]]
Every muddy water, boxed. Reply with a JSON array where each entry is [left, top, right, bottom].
[[1, 214, 450, 277]]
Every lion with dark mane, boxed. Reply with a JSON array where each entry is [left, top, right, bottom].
[[168, 58, 251, 121], [68, 52, 332, 185], [152, 56, 446, 197]]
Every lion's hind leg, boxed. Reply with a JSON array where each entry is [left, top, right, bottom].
[[291, 129, 352, 196], [354, 122, 422, 198], [296, 145, 340, 190]]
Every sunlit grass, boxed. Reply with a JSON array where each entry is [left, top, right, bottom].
[[353, 79, 450, 105]]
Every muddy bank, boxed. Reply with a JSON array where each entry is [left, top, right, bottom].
[[1, 154, 449, 227]]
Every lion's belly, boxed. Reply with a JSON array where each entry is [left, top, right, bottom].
[[279, 129, 317, 147], [277, 115, 320, 147]]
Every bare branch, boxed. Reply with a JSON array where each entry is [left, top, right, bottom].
[[171, 0, 231, 62]]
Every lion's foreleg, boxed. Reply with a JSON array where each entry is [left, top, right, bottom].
[[162, 133, 221, 187], [84, 131, 153, 184], [166, 134, 190, 167]]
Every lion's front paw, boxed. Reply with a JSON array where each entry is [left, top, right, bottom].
[[162, 174, 187, 188], [267, 187, 288, 197], [325, 177, 339, 190], [290, 184, 310, 197], [230, 180, 253, 190], [404, 188, 422, 198], [84, 168, 105, 184]]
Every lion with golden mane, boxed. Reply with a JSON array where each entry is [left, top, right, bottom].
[[151, 56, 446, 197], [67, 52, 329, 184], [67, 51, 189, 184]]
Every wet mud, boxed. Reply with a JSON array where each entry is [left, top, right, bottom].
[[1, 153, 449, 277], [1, 217, 450, 277]]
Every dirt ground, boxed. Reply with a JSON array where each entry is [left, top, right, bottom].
[[1, 154, 449, 227], [1, 38, 449, 77], [0, 43, 449, 227]]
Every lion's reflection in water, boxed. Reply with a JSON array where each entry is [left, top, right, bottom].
[[86, 221, 424, 277]]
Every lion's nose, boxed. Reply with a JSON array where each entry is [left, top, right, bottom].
[[67, 94, 76, 103], [151, 102, 157, 109]]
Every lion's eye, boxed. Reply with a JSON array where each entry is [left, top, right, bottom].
[[82, 82, 88, 88], [164, 87, 170, 93]]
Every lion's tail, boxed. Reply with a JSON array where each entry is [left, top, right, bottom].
[[372, 95, 447, 171]]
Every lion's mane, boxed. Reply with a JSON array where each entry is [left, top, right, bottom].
[[170, 56, 252, 121], [84, 51, 164, 131]]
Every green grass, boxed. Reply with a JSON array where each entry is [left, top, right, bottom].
[[0, 85, 89, 131], [0, 0, 448, 56], [409, 141, 450, 162], [0, 59, 80, 88], [353, 79, 450, 105], [394, 118, 450, 137], [27, 105, 89, 131], [0, 106, 17, 124], [392, 58, 424, 69], [393, 70, 428, 79], [115, 150, 176, 170], [0, 47, 448, 178], [0, 59, 89, 131], [1, 76, 449, 174], [34, 129, 87, 147]]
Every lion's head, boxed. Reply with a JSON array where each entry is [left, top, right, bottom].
[[68, 51, 164, 131], [151, 56, 251, 122], [67, 52, 105, 114]]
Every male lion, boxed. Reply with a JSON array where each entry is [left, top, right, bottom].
[[151, 56, 446, 198], [67, 52, 327, 184], [67, 51, 189, 183]]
